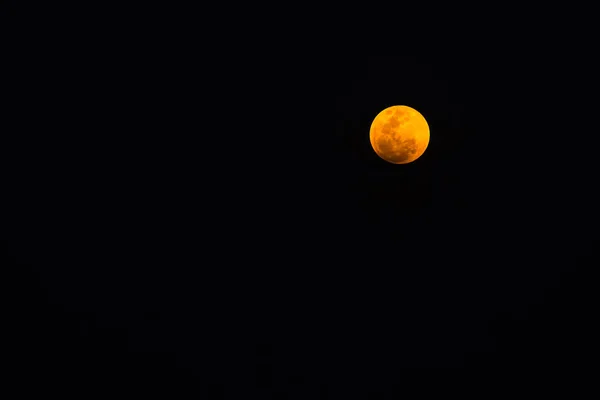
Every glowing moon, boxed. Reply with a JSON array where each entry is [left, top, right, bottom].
[[369, 105, 430, 164]]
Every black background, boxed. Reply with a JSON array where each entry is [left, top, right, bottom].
[[4, 2, 598, 397]]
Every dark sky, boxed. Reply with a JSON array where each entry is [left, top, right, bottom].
[[6, 3, 598, 397]]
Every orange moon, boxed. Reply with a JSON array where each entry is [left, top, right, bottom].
[[369, 105, 430, 164]]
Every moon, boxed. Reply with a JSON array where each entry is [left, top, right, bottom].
[[369, 105, 430, 164]]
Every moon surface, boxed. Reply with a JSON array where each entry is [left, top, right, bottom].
[[369, 105, 430, 164]]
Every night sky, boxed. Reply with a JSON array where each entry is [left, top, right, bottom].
[[6, 3, 598, 398]]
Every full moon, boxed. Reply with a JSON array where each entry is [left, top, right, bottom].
[[369, 105, 430, 164]]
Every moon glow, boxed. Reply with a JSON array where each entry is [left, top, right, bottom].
[[369, 105, 430, 164]]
